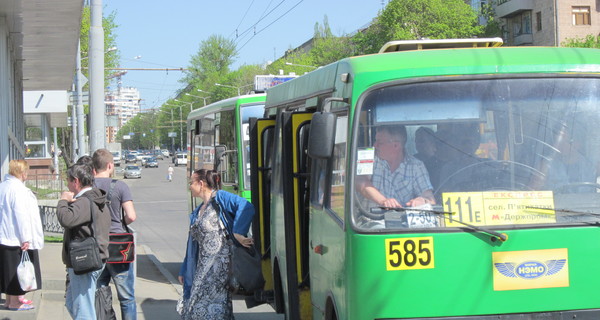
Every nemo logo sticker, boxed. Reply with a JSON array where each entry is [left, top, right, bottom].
[[492, 248, 569, 291]]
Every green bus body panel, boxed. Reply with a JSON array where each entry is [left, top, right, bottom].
[[346, 227, 600, 319]]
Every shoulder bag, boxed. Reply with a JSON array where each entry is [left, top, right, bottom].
[[68, 197, 103, 275], [106, 179, 135, 264], [214, 199, 264, 294]]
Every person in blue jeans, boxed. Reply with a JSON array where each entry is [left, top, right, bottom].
[[57, 163, 111, 319], [93, 149, 138, 320]]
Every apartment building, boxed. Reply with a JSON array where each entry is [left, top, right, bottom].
[[105, 87, 141, 143], [495, 0, 600, 46]]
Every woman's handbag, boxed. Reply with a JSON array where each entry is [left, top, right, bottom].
[[215, 201, 265, 293], [231, 242, 264, 293], [68, 198, 103, 275], [105, 179, 135, 264], [17, 251, 37, 291]]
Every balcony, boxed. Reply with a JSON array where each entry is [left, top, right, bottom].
[[513, 33, 533, 46], [496, 0, 533, 18]]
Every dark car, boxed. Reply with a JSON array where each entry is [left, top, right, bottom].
[[125, 154, 137, 163], [145, 157, 159, 168]]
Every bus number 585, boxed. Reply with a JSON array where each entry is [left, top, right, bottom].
[[385, 237, 435, 271]]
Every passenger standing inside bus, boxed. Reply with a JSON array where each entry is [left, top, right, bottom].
[[414, 126, 441, 189], [178, 169, 254, 319], [357, 125, 435, 208]]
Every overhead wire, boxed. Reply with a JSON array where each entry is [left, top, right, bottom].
[[237, 0, 304, 51]]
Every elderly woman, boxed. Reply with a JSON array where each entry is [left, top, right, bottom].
[[0, 160, 44, 311]]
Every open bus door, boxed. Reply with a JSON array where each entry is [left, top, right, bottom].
[[275, 111, 313, 319], [249, 117, 276, 296]]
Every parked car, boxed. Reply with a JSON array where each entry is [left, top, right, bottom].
[[123, 165, 142, 179], [145, 157, 159, 168], [125, 154, 137, 163]]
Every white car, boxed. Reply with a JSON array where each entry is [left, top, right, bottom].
[[161, 149, 170, 157], [174, 153, 187, 166]]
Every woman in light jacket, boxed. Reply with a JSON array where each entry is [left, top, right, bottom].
[[0, 160, 44, 311], [178, 169, 254, 319]]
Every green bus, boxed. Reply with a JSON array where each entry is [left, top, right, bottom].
[[186, 93, 266, 204], [249, 38, 600, 319]]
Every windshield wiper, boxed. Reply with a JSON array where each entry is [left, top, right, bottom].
[[380, 206, 508, 242]]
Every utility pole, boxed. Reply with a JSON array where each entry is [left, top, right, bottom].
[[89, 0, 105, 153], [75, 41, 88, 158]]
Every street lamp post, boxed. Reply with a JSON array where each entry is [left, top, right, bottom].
[[214, 83, 254, 96], [185, 93, 210, 106], [174, 99, 195, 110]]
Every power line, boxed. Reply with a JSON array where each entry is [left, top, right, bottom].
[[238, 0, 304, 51], [233, 0, 289, 45]]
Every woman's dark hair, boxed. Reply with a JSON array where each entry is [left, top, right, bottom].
[[67, 163, 94, 187], [192, 169, 222, 190]]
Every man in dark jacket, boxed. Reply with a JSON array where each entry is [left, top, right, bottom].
[[57, 163, 110, 319]]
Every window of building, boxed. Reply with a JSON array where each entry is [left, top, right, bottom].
[[536, 11, 542, 31], [572, 6, 591, 25]]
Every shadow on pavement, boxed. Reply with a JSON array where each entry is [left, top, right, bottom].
[[140, 298, 179, 320]]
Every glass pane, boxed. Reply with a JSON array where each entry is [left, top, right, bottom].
[[352, 78, 600, 231], [240, 104, 265, 190]]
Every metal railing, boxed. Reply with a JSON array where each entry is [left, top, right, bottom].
[[39, 205, 64, 234], [26, 174, 65, 199]]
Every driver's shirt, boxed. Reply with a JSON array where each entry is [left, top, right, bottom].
[[371, 154, 432, 205]]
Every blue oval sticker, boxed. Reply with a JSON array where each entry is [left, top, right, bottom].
[[516, 261, 547, 279]]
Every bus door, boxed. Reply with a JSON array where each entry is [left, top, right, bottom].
[[249, 117, 275, 292], [279, 111, 313, 319]]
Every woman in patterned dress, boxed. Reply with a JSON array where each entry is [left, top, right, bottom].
[[178, 169, 255, 319]]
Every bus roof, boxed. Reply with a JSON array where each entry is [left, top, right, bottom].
[[379, 37, 503, 53], [265, 46, 600, 109], [187, 93, 266, 121]]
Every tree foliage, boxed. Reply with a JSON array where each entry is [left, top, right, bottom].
[[182, 35, 238, 90], [80, 6, 120, 84], [562, 34, 600, 49], [353, 0, 484, 55]]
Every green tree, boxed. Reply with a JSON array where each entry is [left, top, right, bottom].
[[79, 6, 120, 84], [310, 17, 354, 66], [353, 0, 484, 55], [182, 35, 238, 90], [562, 34, 600, 48]]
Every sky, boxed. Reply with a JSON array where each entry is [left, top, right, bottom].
[[103, 0, 384, 109]]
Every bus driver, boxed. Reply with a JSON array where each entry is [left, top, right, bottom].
[[357, 125, 435, 208]]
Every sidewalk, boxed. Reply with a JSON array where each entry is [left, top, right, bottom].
[[0, 243, 181, 320]]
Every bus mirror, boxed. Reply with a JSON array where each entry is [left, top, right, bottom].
[[308, 112, 337, 159]]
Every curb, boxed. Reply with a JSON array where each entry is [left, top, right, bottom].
[[140, 245, 182, 296]]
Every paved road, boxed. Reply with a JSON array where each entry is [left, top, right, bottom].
[[119, 158, 283, 319]]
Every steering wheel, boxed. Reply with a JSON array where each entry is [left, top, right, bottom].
[[555, 182, 600, 193], [355, 192, 386, 220], [435, 160, 544, 197]]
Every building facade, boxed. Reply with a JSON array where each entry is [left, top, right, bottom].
[[0, 1, 82, 178], [105, 87, 141, 143], [495, 0, 600, 46]]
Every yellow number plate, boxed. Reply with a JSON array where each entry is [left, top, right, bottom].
[[385, 237, 434, 271]]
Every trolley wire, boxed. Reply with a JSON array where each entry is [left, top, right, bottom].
[[237, 0, 304, 51]]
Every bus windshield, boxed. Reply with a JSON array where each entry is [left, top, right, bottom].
[[352, 77, 600, 231]]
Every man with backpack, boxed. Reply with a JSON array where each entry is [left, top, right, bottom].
[[92, 148, 138, 320]]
